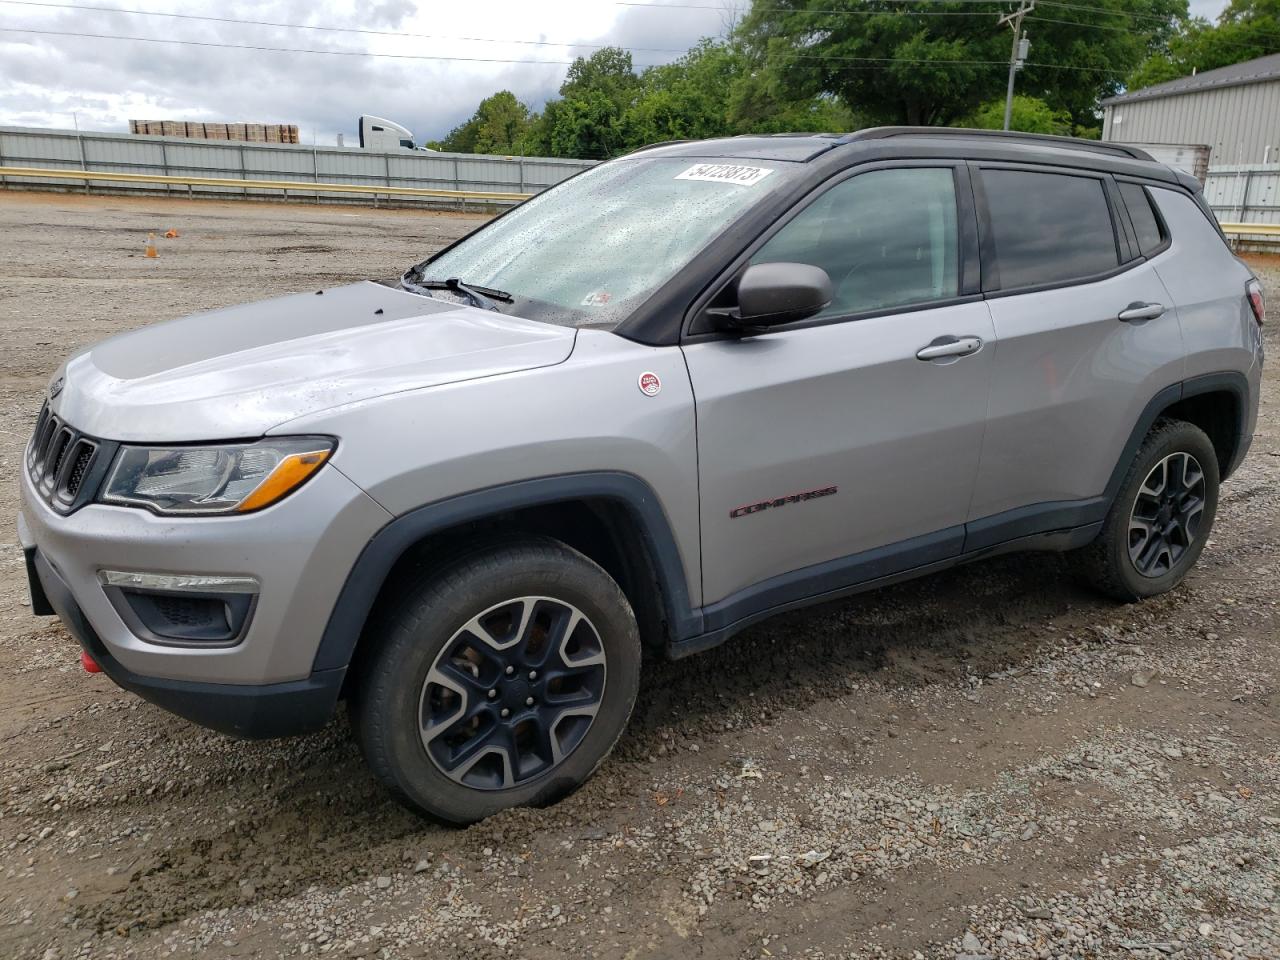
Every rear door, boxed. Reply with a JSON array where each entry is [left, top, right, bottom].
[[682, 163, 996, 611], [965, 164, 1185, 548]]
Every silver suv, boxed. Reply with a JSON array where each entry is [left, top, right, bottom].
[[19, 129, 1265, 823]]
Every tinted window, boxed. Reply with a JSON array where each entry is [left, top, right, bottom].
[[982, 170, 1119, 289], [753, 167, 959, 318], [1119, 181, 1165, 255]]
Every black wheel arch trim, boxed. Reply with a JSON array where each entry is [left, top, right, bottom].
[[311, 472, 701, 674], [1180, 370, 1253, 479]]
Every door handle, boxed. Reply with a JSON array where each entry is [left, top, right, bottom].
[[1117, 301, 1166, 323], [916, 336, 983, 361]]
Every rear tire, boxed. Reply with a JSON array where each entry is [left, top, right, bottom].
[[351, 538, 641, 824], [1074, 418, 1219, 602]]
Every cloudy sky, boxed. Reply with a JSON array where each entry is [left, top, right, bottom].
[[0, 0, 1230, 145]]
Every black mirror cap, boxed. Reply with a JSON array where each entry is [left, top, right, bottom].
[[727, 262, 833, 330]]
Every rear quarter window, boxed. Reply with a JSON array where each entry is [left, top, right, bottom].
[[981, 169, 1119, 290], [1119, 182, 1167, 255]]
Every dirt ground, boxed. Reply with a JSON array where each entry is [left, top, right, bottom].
[[0, 191, 1277, 960]]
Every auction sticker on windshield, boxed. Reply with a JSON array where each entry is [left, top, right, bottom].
[[675, 163, 773, 186]]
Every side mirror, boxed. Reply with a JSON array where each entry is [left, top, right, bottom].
[[713, 262, 833, 331]]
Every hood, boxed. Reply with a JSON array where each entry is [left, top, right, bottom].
[[50, 282, 576, 442]]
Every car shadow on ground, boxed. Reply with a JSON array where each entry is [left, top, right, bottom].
[[628, 549, 1095, 741]]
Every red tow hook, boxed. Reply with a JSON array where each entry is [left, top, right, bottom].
[[80, 651, 102, 674]]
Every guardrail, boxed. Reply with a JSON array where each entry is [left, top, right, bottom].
[[3, 164, 1278, 241], [0, 165, 532, 205], [1219, 221, 1280, 238]]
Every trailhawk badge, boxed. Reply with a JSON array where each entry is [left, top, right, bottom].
[[638, 372, 661, 397]]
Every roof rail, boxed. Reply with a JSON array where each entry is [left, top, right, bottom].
[[847, 127, 1156, 162], [624, 139, 693, 156]]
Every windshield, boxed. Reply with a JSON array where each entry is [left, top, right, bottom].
[[408, 156, 795, 327]]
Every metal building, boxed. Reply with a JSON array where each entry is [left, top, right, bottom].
[[1101, 52, 1280, 165]]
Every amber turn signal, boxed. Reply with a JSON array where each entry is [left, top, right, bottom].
[[235, 449, 333, 513]]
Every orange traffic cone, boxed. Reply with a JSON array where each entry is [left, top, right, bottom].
[[164, 228, 179, 239], [144, 233, 158, 258]]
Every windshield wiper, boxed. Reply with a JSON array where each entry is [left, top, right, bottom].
[[400, 271, 512, 311]]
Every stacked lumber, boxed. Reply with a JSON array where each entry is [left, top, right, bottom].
[[128, 120, 300, 143]]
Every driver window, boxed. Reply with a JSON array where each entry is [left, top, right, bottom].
[[752, 167, 959, 319]]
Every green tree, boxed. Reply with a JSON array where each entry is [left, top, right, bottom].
[[623, 40, 741, 145], [621, 39, 855, 149], [526, 47, 641, 159], [965, 95, 1072, 135], [1128, 0, 1280, 91], [472, 91, 532, 154], [427, 90, 532, 154], [736, 0, 1186, 131]]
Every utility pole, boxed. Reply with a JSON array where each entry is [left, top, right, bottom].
[[998, 1, 1034, 131]]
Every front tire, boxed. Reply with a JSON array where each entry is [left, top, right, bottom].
[[1075, 418, 1219, 601], [352, 538, 641, 824]]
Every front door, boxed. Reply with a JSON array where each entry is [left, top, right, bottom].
[[683, 165, 996, 615]]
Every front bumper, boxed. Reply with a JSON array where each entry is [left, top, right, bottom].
[[18, 455, 391, 737], [29, 546, 344, 738]]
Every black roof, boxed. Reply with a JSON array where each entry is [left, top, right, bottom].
[[628, 127, 1190, 187], [632, 127, 1155, 163], [1102, 52, 1280, 106], [632, 133, 850, 162]]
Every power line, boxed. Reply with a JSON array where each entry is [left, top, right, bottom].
[[616, 0, 1280, 45], [1029, 13, 1280, 50], [0, 0, 691, 53], [1037, 0, 1178, 24], [0, 0, 1025, 44], [0, 24, 1126, 73], [616, 1, 1006, 14], [16, 0, 1253, 58], [617, 0, 1012, 10], [1037, 1, 1280, 47], [0, 27, 588, 64]]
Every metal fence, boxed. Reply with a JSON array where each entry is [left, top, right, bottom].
[[0, 125, 595, 208], [1203, 163, 1279, 248], [4, 126, 1277, 246]]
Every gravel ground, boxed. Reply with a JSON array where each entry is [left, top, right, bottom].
[[0, 192, 1277, 960]]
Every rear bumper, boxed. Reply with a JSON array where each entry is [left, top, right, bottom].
[[29, 546, 344, 739]]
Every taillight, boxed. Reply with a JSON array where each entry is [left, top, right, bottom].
[[1247, 279, 1265, 326]]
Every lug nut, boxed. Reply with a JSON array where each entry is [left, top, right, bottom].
[[528, 670, 537, 680], [487, 689, 497, 699], [525, 696, 535, 706], [500, 708, 510, 718], [504, 665, 515, 676]]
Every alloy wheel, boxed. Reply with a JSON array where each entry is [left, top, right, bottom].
[[419, 596, 607, 790], [1127, 451, 1206, 578]]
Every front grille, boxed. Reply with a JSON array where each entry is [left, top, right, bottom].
[[65, 442, 95, 497], [25, 401, 111, 514]]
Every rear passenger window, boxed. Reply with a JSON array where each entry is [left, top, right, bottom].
[[753, 167, 959, 318], [1119, 181, 1166, 255], [981, 170, 1119, 289]]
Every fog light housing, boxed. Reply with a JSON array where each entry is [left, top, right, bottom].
[[99, 571, 258, 647]]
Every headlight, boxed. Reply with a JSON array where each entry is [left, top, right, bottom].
[[101, 437, 334, 515]]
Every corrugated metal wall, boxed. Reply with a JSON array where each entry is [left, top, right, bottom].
[[1204, 164, 1280, 248], [0, 125, 596, 206], [1102, 79, 1280, 165]]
